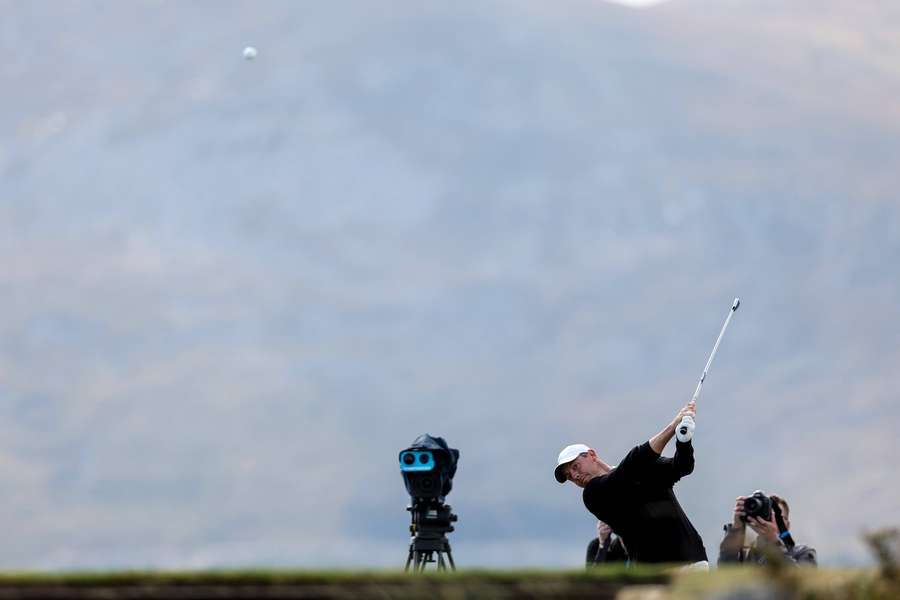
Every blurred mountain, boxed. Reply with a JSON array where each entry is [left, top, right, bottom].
[[1, 0, 898, 568]]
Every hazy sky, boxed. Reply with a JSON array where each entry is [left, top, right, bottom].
[[606, 0, 672, 6]]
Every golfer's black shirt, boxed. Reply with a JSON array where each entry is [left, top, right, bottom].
[[582, 441, 707, 564]]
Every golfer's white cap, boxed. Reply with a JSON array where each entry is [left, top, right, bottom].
[[554, 443, 590, 483]]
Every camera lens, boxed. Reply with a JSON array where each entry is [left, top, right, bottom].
[[403, 453, 415, 465], [419, 454, 429, 464]]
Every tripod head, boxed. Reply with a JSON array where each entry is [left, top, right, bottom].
[[408, 500, 457, 535], [405, 500, 457, 572]]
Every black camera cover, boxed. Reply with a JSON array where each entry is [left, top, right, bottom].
[[400, 434, 460, 501]]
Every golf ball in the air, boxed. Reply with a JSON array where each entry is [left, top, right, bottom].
[[243, 46, 257, 60]]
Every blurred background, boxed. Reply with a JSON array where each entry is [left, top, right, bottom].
[[1, 0, 898, 570]]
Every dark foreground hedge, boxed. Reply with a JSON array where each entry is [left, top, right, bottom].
[[0, 566, 894, 599]]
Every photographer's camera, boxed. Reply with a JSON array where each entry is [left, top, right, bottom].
[[741, 490, 773, 522]]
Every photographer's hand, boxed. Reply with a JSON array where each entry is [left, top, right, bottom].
[[747, 513, 780, 543], [597, 521, 612, 545], [720, 498, 748, 561], [732, 497, 747, 529]]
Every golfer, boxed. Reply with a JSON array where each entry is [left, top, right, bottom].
[[555, 400, 708, 566]]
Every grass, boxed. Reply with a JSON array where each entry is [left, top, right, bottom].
[[0, 559, 895, 599], [0, 565, 665, 585]]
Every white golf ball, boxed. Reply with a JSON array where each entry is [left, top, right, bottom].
[[243, 46, 257, 60]]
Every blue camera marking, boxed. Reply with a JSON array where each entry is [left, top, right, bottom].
[[399, 450, 435, 472]]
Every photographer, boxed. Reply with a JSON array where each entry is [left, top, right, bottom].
[[586, 520, 628, 566], [555, 400, 708, 566], [718, 493, 817, 566]]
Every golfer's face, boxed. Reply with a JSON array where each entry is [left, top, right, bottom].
[[567, 452, 592, 488]]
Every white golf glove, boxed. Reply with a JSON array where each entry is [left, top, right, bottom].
[[676, 415, 695, 443]]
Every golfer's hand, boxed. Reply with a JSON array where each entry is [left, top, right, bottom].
[[597, 521, 612, 544], [732, 497, 747, 529], [747, 512, 780, 542], [672, 400, 696, 427]]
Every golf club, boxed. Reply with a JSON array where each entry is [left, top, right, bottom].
[[676, 297, 741, 443]]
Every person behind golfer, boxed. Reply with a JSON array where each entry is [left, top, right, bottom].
[[555, 400, 708, 565]]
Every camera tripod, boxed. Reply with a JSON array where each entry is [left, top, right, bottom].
[[404, 502, 457, 572]]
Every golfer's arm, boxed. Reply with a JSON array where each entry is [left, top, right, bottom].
[[648, 421, 677, 455]]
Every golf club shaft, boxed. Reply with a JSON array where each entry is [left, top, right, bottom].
[[677, 298, 740, 443], [691, 297, 741, 404]]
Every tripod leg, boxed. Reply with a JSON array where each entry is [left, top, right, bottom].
[[446, 548, 456, 571], [405, 546, 414, 572], [416, 551, 426, 573], [437, 553, 445, 571]]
